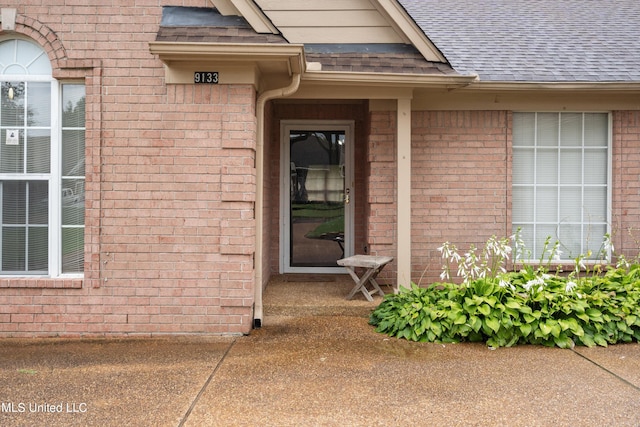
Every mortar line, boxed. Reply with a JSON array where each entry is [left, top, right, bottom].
[[571, 349, 640, 392], [177, 339, 237, 427]]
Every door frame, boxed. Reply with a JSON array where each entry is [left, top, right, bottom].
[[279, 120, 355, 273]]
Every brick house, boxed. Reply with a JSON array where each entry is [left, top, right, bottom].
[[0, 0, 638, 336]]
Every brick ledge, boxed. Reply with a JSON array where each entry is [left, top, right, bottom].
[[0, 278, 83, 289]]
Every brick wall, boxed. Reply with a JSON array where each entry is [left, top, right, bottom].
[[0, 0, 256, 336], [367, 110, 511, 285], [412, 111, 510, 284], [417, 111, 509, 283], [3, 2, 639, 336], [367, 111, 398, 283], [612, 111, 640, 261]]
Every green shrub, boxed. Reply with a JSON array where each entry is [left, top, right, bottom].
[[370, 235, 640, 348]]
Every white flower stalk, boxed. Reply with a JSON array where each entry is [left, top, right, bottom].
[[524, 277, 545, 293], [499, 278, 515, 291], [603, 233, 614, 253], [438, 242, 461, 281], [552, 249, 563, 262], [511, 229, 523, 258], [578, 257, 586, 270], [439, 236, 514, 284], [616, 255, 630, 270]]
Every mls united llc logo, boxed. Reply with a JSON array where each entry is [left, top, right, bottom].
[[2, 402, 87, 413]]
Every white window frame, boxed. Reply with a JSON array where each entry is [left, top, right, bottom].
[[59, 82, 85, 278], [0, 38, 84, 278], [512, 112, 612, 262], [0, 76, 59, 276]]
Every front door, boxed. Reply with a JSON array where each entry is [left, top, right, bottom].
[[281, 121, 354, 273]]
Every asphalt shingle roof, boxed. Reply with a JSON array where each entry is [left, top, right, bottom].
[[156, 26, 287, 44], [157, 6, 287, 44], [399, 0, 640, 82], [305, 44, 456, 75]]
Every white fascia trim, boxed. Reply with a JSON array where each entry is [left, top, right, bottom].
[[468, 81, 640, 92], [373, 0, 447, 63], [303, 70, 478, 88], [149, 42, 305, 72]]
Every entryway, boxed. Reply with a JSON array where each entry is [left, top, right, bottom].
[[280, 120, 355, 273]]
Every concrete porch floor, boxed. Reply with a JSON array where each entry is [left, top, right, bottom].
[[262, 274, 392, 319]]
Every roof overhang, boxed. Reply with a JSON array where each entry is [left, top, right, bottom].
[[282, 71, 477, 100], [302, 70, 478, 89], [150, 40, 479, 97], [466, 81, 640, 92], [149, 41, 306, 90], [149, 40, 640, 103], [149, 41, 305, 74]]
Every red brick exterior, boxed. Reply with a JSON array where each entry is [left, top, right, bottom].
[[369, 110, 640, 285], [612, 111, 640, 260], [411, 111, 510, 284], [1, 1, 257, 336], [367, 110, 510, 285], [1, 2, 639, 337], [367, 111, 398, 282]]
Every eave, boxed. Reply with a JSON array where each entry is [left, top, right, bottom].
[[467, 81, 640, 92], [149, 41, 305, 75], [149, 41, 640, 99], [302, 70, 478, 89], [149, 40, 479, 96]]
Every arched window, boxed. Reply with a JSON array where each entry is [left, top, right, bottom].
[[0, 38, 85, 276], [0, 39, 52, 75]]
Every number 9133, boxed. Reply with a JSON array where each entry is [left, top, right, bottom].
[[194, 72, 219, 84]]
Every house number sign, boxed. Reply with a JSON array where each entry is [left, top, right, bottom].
[[194, 71, 219, 84]]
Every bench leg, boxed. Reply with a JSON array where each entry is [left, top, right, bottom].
[[345, 267, 368, 300], [345, 266, 385, 302], [368, 274, 385, 297]]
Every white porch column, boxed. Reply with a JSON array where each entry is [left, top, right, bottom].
[[396, 97, 412, 289]]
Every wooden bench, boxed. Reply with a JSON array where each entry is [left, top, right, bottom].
[[337, 255, 394, 301]]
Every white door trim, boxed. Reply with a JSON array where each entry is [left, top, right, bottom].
[[279, 120, 355, 274]]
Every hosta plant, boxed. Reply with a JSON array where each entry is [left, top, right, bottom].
[[370, 234, 640, 348]]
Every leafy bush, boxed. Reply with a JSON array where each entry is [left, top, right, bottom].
[[370, 235, 640, 348]]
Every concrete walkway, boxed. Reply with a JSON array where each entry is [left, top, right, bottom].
[[1, 277, 639, 426]]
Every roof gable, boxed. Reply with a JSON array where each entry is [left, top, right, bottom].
[[154, 6, 462, 82], [211, 0, 446, 63], [151, 3, 479, 92]]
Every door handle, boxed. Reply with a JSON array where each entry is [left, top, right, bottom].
[[345, 188, 350, 204]]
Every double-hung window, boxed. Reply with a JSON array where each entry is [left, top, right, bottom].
[[0, 38, 85, 276], [512, 112, 610, 261]]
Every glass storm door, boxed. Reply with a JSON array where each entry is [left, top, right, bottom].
[[281, 121, 353, 273]]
